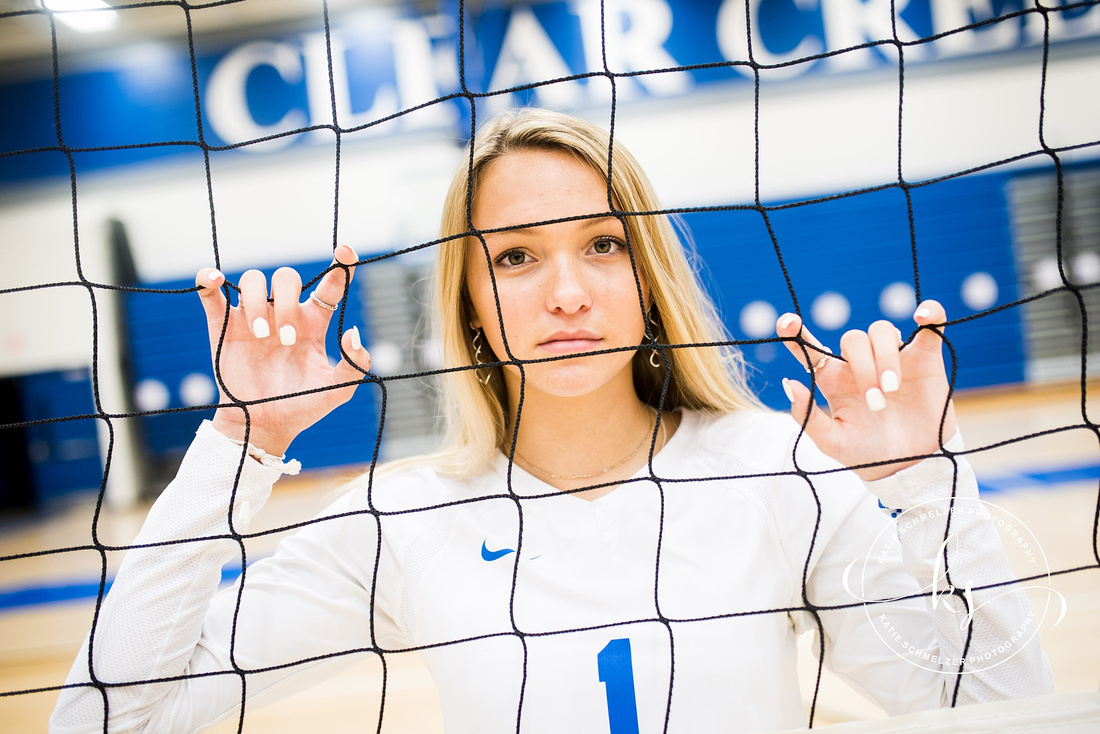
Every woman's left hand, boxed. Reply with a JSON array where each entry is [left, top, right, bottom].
[[776, 300, 957, 481]]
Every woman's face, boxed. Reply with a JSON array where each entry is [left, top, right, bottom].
[[465, 148, 649, 401]]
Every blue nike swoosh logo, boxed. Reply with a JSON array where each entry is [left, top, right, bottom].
[[481, 540, 516, 561]]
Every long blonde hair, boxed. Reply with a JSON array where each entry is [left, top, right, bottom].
[[415, 108, 761, 478]]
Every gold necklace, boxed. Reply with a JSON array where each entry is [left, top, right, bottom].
[[516, 407, 665, 480]]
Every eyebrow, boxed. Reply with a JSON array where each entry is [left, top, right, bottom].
[[484, 214, 622, 236]]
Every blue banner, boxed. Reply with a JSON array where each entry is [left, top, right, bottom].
[[2, 0, 1098, 183]]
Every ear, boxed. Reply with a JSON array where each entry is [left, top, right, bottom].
[[464, 296, 482, 331], [638, 267, 652, 313], [645, 296, 659, 324]]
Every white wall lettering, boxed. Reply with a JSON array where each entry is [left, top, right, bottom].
[[205, 41, 306, 151], [301, 30, 399, 141], [1024, 0, 1100, 44], [931, 0, 1017, 57], [197, 1, 1100, 154], [574, 0, 690, 99], [717, 0, 822, 80], [485, 6, 583, 115], [821, 0, 926, 70], [392, 19, 456, 128]]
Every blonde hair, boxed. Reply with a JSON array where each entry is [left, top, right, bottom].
[[409, 108, 762, 478]]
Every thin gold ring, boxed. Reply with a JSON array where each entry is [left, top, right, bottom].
[[310, 292, 338, 311]]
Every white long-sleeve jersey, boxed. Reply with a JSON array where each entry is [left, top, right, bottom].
[[51, 408, 1054, 733]]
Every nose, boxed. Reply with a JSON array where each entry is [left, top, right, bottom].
[[545, 256, 591, 315]]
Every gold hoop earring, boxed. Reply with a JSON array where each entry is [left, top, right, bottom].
[[647, 309, 663, 370], [471, 327, 492, 386]]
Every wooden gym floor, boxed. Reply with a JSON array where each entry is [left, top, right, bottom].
[[1, 382, 1097, 732]]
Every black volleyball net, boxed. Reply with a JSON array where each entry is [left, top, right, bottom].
[[1, 0, 1098, 732]]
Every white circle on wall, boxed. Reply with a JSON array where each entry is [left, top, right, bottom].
[[369, 340, 403, 375], [134, 379, 170, 412], [753, 343, 778, 363], [1032, 258, 1062, 292], [961, 272, 998, 311], [179, 373, 217, 407], [1073, 252, 1100, 284], [811, 291, 851, 331], [879, 282, 916, 320], [420, 337, 445, 370], [739, 300, 778, 339]]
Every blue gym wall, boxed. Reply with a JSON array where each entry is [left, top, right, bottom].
[[3, 0, 1098, 505], [19, 160, 1043, 495]]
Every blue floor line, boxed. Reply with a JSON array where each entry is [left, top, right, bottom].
[[0, 580, 113, 609], [3, 459, 1099, 612], [0, 566, 244, 612], [977, 461, 1100, 494]]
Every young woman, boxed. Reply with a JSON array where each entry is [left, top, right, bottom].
[[51, 109, 1053, 733]]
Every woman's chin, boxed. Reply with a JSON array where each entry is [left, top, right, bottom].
[[506, 356, 635, 401]]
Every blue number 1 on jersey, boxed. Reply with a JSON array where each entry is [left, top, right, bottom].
[[597, 638, 640, 734]]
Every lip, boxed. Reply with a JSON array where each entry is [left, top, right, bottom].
[[538, 330, 603, 354]]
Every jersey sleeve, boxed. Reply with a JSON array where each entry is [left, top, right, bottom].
[[793, 429, 1055, 715], [49, 421, 386, 734]]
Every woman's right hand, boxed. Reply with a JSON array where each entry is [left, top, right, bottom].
[[195, 244, 370, 455]]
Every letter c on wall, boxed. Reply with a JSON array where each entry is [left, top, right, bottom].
[[716, 0, 822, 80], [205, 41, 307, 151]]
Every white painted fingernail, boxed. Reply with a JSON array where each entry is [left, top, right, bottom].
[[881, 369, 900, 393], [914, 307, 930, 320], [349, 326, 362, 351], [208, 270, 223, 282], [252, 318, 270, 339], [782, 377, 795, 402], [279, 324, 296, 346], [865, 387, 886, 412], [895, 327, 904, 345], [777, 314, 796, 331]]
